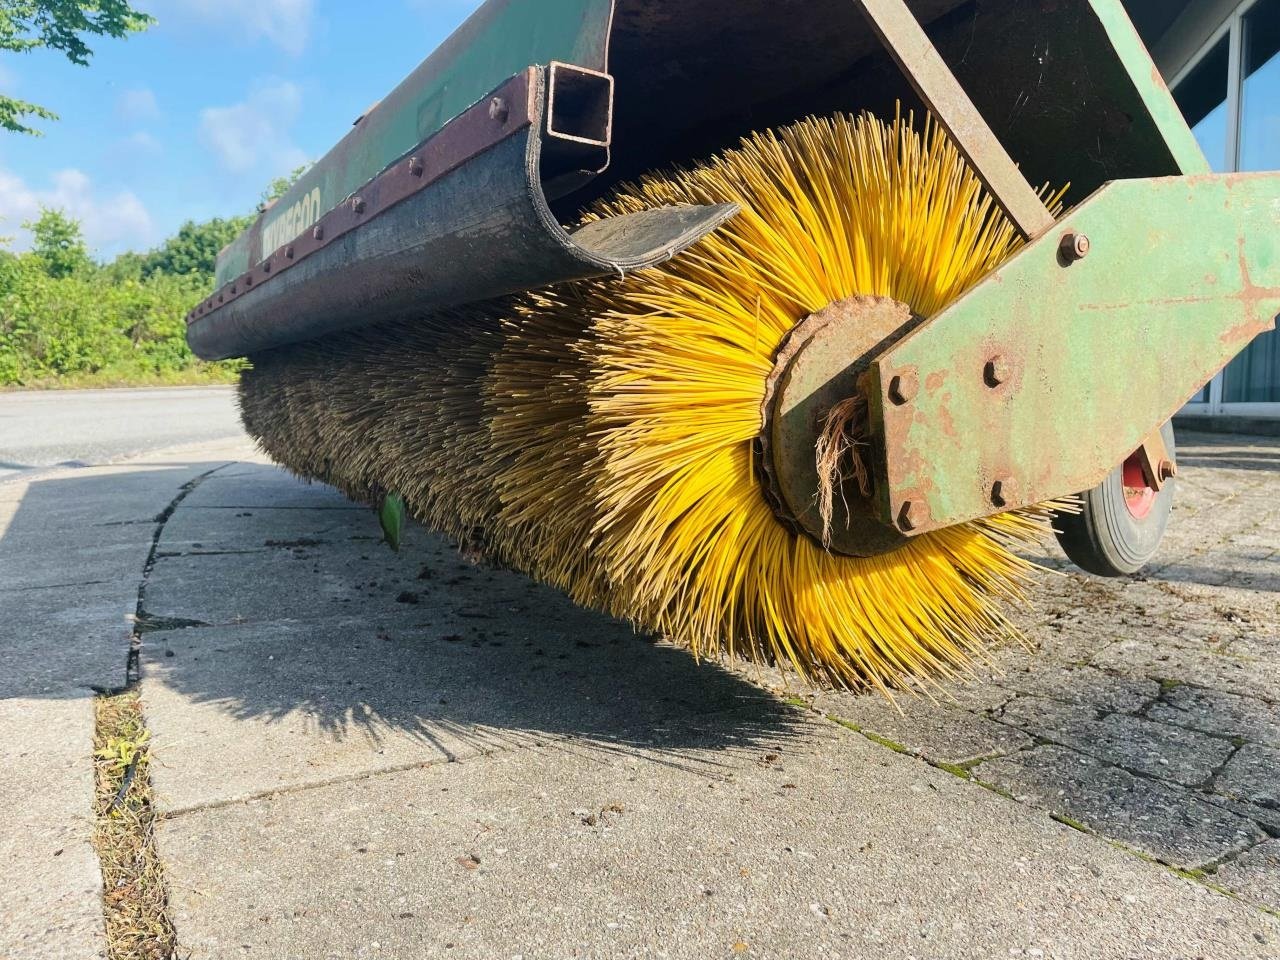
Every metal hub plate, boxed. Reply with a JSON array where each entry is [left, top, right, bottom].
[[759, 295, 921, 558]]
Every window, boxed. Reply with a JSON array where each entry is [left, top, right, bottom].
[[1173, 35, 1231, 170]]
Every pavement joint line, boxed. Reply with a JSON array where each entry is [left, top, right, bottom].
[[152, 551, 250, 564], [179, 504, 368, 512], [1047, 809, 1277, 918], [156, 734, 571, 821], [150, 693, 820, 821], [0, 578, 115, 593]]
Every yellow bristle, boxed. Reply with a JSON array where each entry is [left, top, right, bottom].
[[556, 111, 1061, 689]]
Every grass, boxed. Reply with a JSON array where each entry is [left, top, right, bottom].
[[3, 365, 241, 392], [93, 691, 178, 960]]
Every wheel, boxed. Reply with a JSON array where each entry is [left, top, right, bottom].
[[1054, 421, 1176, 577]]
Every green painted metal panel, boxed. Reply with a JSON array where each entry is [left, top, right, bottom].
[[869, 171, 1280, 534], [215, 0, 613, 287], [217, 231, 252, 282]]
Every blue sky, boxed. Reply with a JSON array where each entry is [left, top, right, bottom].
[[0, 0, 480, 260]]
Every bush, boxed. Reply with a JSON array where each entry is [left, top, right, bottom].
[[0, 254, 241, 387]]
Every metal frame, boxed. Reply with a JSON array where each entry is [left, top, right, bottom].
[[852, 0, 1056, 240], [1171, 0, 1280, 418]]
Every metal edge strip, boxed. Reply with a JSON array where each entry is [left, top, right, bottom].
[[187, 68, 539, 327]]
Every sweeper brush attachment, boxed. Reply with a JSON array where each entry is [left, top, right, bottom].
[[197, 0, 1280, 692]]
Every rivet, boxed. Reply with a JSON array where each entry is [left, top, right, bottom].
[[313, 225, 324, 241], [888, 370, 918, 406], [286, 246, 295, 260], [489, 97, 509, 123], [991, 477, 1016, 508], [984, 355, 1011, 388], [1059, 231, 1090, 262], [218, 294, 224, 303], [262, 260, 271, 274], [408, 156, 425, 177], [897, 500, 927, 532], [351, 197, 366, 214]]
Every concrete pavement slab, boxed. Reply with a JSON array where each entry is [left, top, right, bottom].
[[159, 504, 370, 554], [157, 725, 1279, 960], [136, 430, 1280, 954], [142, 607, 802, 815], [0, 695, 106, 960], [0, 580, 138, 697]]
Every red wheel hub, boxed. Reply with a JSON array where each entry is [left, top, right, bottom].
[[1121, 451, 1156, 519]]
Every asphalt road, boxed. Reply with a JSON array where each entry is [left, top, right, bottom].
[[0, 387, 244, 483]]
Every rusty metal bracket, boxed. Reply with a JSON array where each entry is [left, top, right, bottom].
[[851, 0, 1056, 241], [1135, 429, 1176, 492], [866, 171, 1280, 537]]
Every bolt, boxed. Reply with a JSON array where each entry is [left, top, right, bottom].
[[897, 500, 927, 532], [217, 294, 224, 303], [887, 370, 919, 405], [408, 156, 425, 177], [991, 477, 1016, 508], [230, 285, 237, 295], [489, 97, 509, 123], [262, 260, 271, 274], [286, 245, 295, 260], [245, 275, 253, 286], [984, 355, 1011, 388], [1158, 459, 1177, 481], [351, 196, 366, 214], [313, 225, 325, 242], [1059, 231, 1090, 262]]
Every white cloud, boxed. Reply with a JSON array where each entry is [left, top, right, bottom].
[[0, 167, 156, 257], [116, 88, 160, 123], [199, 79, 306, 176], [149, 0, 315, 56], [122, 131, 162, 155]]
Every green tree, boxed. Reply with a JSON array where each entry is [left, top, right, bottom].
[[0, 0, 153, 135], [24, 206, 90, 278], [139, 216, 253, 280], [261, 164, 311, 206]]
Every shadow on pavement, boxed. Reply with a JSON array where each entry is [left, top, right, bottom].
[[135, 463, 805, 767]]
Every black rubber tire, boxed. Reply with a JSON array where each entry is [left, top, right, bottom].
[[1054, 421, 1176, 577]]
